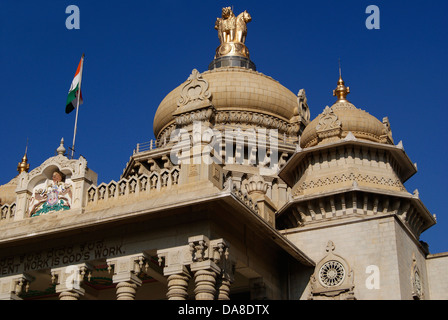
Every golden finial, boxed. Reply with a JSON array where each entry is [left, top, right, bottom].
[[214, 7, 252, 58], [333, 59, 350, 102], [17, 139, 30, 173]]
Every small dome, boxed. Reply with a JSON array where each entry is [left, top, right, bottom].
[[153, 67, 300, 138], [300, 76, 393, 148]]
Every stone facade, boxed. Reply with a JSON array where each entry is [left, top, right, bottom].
[[0, 8, 446, 300]]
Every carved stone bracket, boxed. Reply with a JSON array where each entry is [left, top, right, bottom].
[[106, 253, 150, 286], [0, 273, 33, 300], [106, 253, 151, 300], [157, 235, 234, 300], [51, 263, 94, 299]]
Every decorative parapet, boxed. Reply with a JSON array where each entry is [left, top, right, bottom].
[[0, 203, 16, 223], [87, 167, 180, 206]]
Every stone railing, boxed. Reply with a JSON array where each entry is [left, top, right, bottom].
[[87, 167, 180, 205], [0, 203, 16, 223], [134, 139, 158, 154]]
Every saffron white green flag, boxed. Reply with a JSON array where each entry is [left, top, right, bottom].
[[66, 54, 84, 114]]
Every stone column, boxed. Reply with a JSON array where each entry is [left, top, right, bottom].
[[166, 266, 191, 300], [107, 253, 149, 300], [59, 291, 82, 300], [216, 274, 232, 300], [51, 263, 93, 301], [158, 235, 233, 301], [158, 245, 194, 300], [0, 274, 32, 300], [191, 264, 219, 300], [115, 276, 141, 300]]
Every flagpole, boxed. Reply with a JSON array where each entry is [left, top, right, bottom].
[[71, 53, 85, 159]]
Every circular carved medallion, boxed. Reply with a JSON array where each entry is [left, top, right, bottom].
[[319, 260, 345, 287]]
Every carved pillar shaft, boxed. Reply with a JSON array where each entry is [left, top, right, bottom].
[[167, 273, 191, 300], [158, 235, 232, 301], [116, 281, 139, 300], [217, 277, 231, 300], [194, 269, 217, 300], [59, 291, 81, 300]]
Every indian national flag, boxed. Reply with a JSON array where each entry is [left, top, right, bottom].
[[66, 54, 84, 114]]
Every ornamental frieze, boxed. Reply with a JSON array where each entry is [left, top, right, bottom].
[[294, 172, 405, 196]]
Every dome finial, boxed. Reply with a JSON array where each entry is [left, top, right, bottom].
[[57, 138, 66, 156], [17, 138, 30, 173], [333, 60, 350, 102]]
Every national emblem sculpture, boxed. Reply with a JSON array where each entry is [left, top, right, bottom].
[[214, 7, 252, 58], [29, 170, 72, 217]]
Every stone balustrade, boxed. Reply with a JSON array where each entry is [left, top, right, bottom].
[[86, 167, 180, 205], [0, 203, 15, 222]]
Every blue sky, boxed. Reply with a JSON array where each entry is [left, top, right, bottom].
[[0, 1, 447, 253]]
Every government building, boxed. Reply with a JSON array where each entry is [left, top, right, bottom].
[[0, 7, 446, 300]]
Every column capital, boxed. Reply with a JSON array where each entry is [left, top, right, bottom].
[[158, 235, 234, 300], [106, 252, 150, 285], [0, 273, 33, 300], [157, 245, 193, 276], [51, 262, 93, 296], [190, 259, 220, 274]]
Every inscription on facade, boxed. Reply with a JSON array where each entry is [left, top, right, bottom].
[[0, 240, 126, 276]]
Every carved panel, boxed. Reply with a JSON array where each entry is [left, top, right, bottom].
[[309, 241, 355, 300], [177, 69, 212, 110]]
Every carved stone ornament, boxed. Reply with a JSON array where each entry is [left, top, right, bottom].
[[410, 253, 424, 300], [309, 241, 355, 300], [214, 7, 252, 58], [316, 106, 342, 141], [295, 89, 311, 123], [13, 140, 97, 219], [176, 69, 212, 112], [28, 170, 73, 217], [245, 175, 268, 196]]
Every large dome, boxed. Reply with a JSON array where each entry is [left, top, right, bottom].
[[300, 76, 393, 148], [153, 67, 301, 138]]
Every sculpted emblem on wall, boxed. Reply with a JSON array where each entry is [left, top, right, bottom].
[[29, 171, 72, 217]]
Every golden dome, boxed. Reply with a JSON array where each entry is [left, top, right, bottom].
[[300, 76, 393, 148], [153, 67, 300, 138]]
